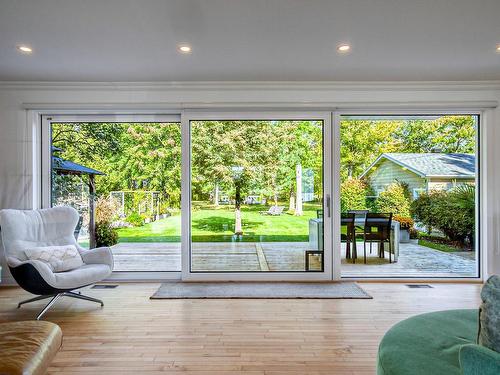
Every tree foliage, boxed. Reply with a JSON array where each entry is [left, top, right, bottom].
[[376, 181, 412, 218], [340, 178, 369, 212], [411, 185, 475, 245], [340, 115, 475, 181]]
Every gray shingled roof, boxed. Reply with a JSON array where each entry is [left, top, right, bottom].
[[361, 153, 475, 178]]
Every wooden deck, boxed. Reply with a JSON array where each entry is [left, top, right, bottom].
[[111, 241, 476, 277]]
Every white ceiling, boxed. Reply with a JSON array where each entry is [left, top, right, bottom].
[[0, 0, 499, 82]]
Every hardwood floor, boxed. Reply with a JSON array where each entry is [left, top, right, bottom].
[[0, 282, 481, 374]]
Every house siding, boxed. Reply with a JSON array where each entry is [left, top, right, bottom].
[[365, 159, 426, 195], [427, 178, 475, 191]]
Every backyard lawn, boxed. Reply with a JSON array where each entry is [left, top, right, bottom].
[[116, 202, 322, 242]]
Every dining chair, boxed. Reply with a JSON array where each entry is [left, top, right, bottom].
[[363, 212, 393, 264], [341, 213, 356, 263]]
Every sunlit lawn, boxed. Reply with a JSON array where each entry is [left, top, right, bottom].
[[116, 202, 322, 242]]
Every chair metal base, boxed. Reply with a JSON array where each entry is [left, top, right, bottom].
[[18, 291, 104, 320]]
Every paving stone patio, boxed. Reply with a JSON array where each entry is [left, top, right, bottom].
[[111, 240, 476, 277]]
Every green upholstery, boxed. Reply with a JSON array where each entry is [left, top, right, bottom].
[[479, 275, 500, 352], [460, 344, 500, 375], [377, 309, 479, 375]]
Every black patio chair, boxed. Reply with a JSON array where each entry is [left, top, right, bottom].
[[341, 213, 356, 263], [363, 213, 393, 264]]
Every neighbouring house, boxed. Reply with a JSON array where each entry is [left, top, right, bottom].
[[360, 153, 475, 198]]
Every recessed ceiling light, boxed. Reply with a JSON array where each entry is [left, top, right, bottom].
[[337, 44, 351, 53], [177, 44, 192, 53], [496, 44, 500, 52], [17, 45, 33, 54]]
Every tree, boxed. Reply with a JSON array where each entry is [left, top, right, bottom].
[[272, 121, 323, 216], [191, 121, 269, 235], [376, 181, 412, 218], [394, 116, 475, 153], [52, 122, 124, 162], [340, 120, 401, 181], [340, 178, 369, 212]]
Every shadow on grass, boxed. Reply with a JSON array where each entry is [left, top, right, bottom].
[[192, 216, 264, 232]]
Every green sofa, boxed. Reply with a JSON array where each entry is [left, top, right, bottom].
[[377, 309, 500, 375]]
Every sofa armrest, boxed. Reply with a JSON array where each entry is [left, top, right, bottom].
[[460, 344, 500, 375], [80, 247, 114, 269]]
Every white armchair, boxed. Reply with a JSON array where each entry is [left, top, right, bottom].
[[0, 206, 113, 320]]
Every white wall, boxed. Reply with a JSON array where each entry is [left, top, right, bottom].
[[0, 81, 499, 281]]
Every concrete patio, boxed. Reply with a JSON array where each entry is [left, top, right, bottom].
[[111, 240, 476, 277]]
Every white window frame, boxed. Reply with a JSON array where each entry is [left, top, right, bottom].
[[181, 111, 335, 281], [35, 108, 486, 282]]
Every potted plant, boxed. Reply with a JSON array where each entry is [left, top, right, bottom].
[[393, 215, 414, 243]]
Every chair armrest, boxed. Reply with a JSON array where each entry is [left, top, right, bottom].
[[460, 344, 500, 375], [80, 247, 114, 269]]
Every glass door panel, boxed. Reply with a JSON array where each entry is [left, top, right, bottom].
[[338, 114, 479, 278], [186, 114, 332, 278], [44, 115, 182, 273]]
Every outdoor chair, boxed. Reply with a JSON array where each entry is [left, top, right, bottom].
[[0, 206, 114, 320], [259, 206, 277, 215], [362, 212, 393, 264], [349, 209, 369, 249], [341, 213, 356, 263], [270, 206, 285, 216]]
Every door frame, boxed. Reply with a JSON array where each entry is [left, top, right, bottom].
[[181, 111, 335, 281]]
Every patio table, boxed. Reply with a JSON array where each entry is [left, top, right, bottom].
[[306, 218, 400, 270], [350, 218, 400, 262]]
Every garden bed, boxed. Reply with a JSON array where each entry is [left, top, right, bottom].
[[418, 235, 473, 253]]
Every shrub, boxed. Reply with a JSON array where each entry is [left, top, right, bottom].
[[376, 181, 411, 217], [126, 212, 144, 227], [393, 214, 414, 230], [410, 185, 475, 246], [95, 222, 119, 247], [95, 196, 120, 224], [340, 178, 369, 212]]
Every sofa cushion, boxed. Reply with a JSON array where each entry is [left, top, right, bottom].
[[459, 344, 500, 375], [0, 320, 62, 375], [478, 275, 500, 353], [377, 309, 477, 375], [25, 244, 84, 272]]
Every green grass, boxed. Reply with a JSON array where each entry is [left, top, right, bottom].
[[418, 239, 461, 253], [116, 202, 322, 242]]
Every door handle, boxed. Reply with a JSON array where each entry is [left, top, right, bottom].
[[326, 194, 331, 218]]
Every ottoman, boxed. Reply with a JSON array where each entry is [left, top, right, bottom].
[[0, 321, 62, 375], [377, 309, 500, 375]]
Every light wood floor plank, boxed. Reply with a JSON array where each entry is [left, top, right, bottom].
[[0, 282, 481, 374]]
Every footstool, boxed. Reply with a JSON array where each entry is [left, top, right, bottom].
[[0, 321, 62, 375]]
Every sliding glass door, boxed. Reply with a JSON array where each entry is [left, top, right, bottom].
[[43, 110, 480, 281], [182, 112, 333, 280], [338, 114, 480, 278], [42, 115, 182, 274]]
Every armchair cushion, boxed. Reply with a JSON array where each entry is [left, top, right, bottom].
[[25, 244, 84, 272], [52, 264, 112, 289], [80, 247, 114, 269]]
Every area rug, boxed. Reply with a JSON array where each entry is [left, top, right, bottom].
[[150, 282, 372, 299]]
